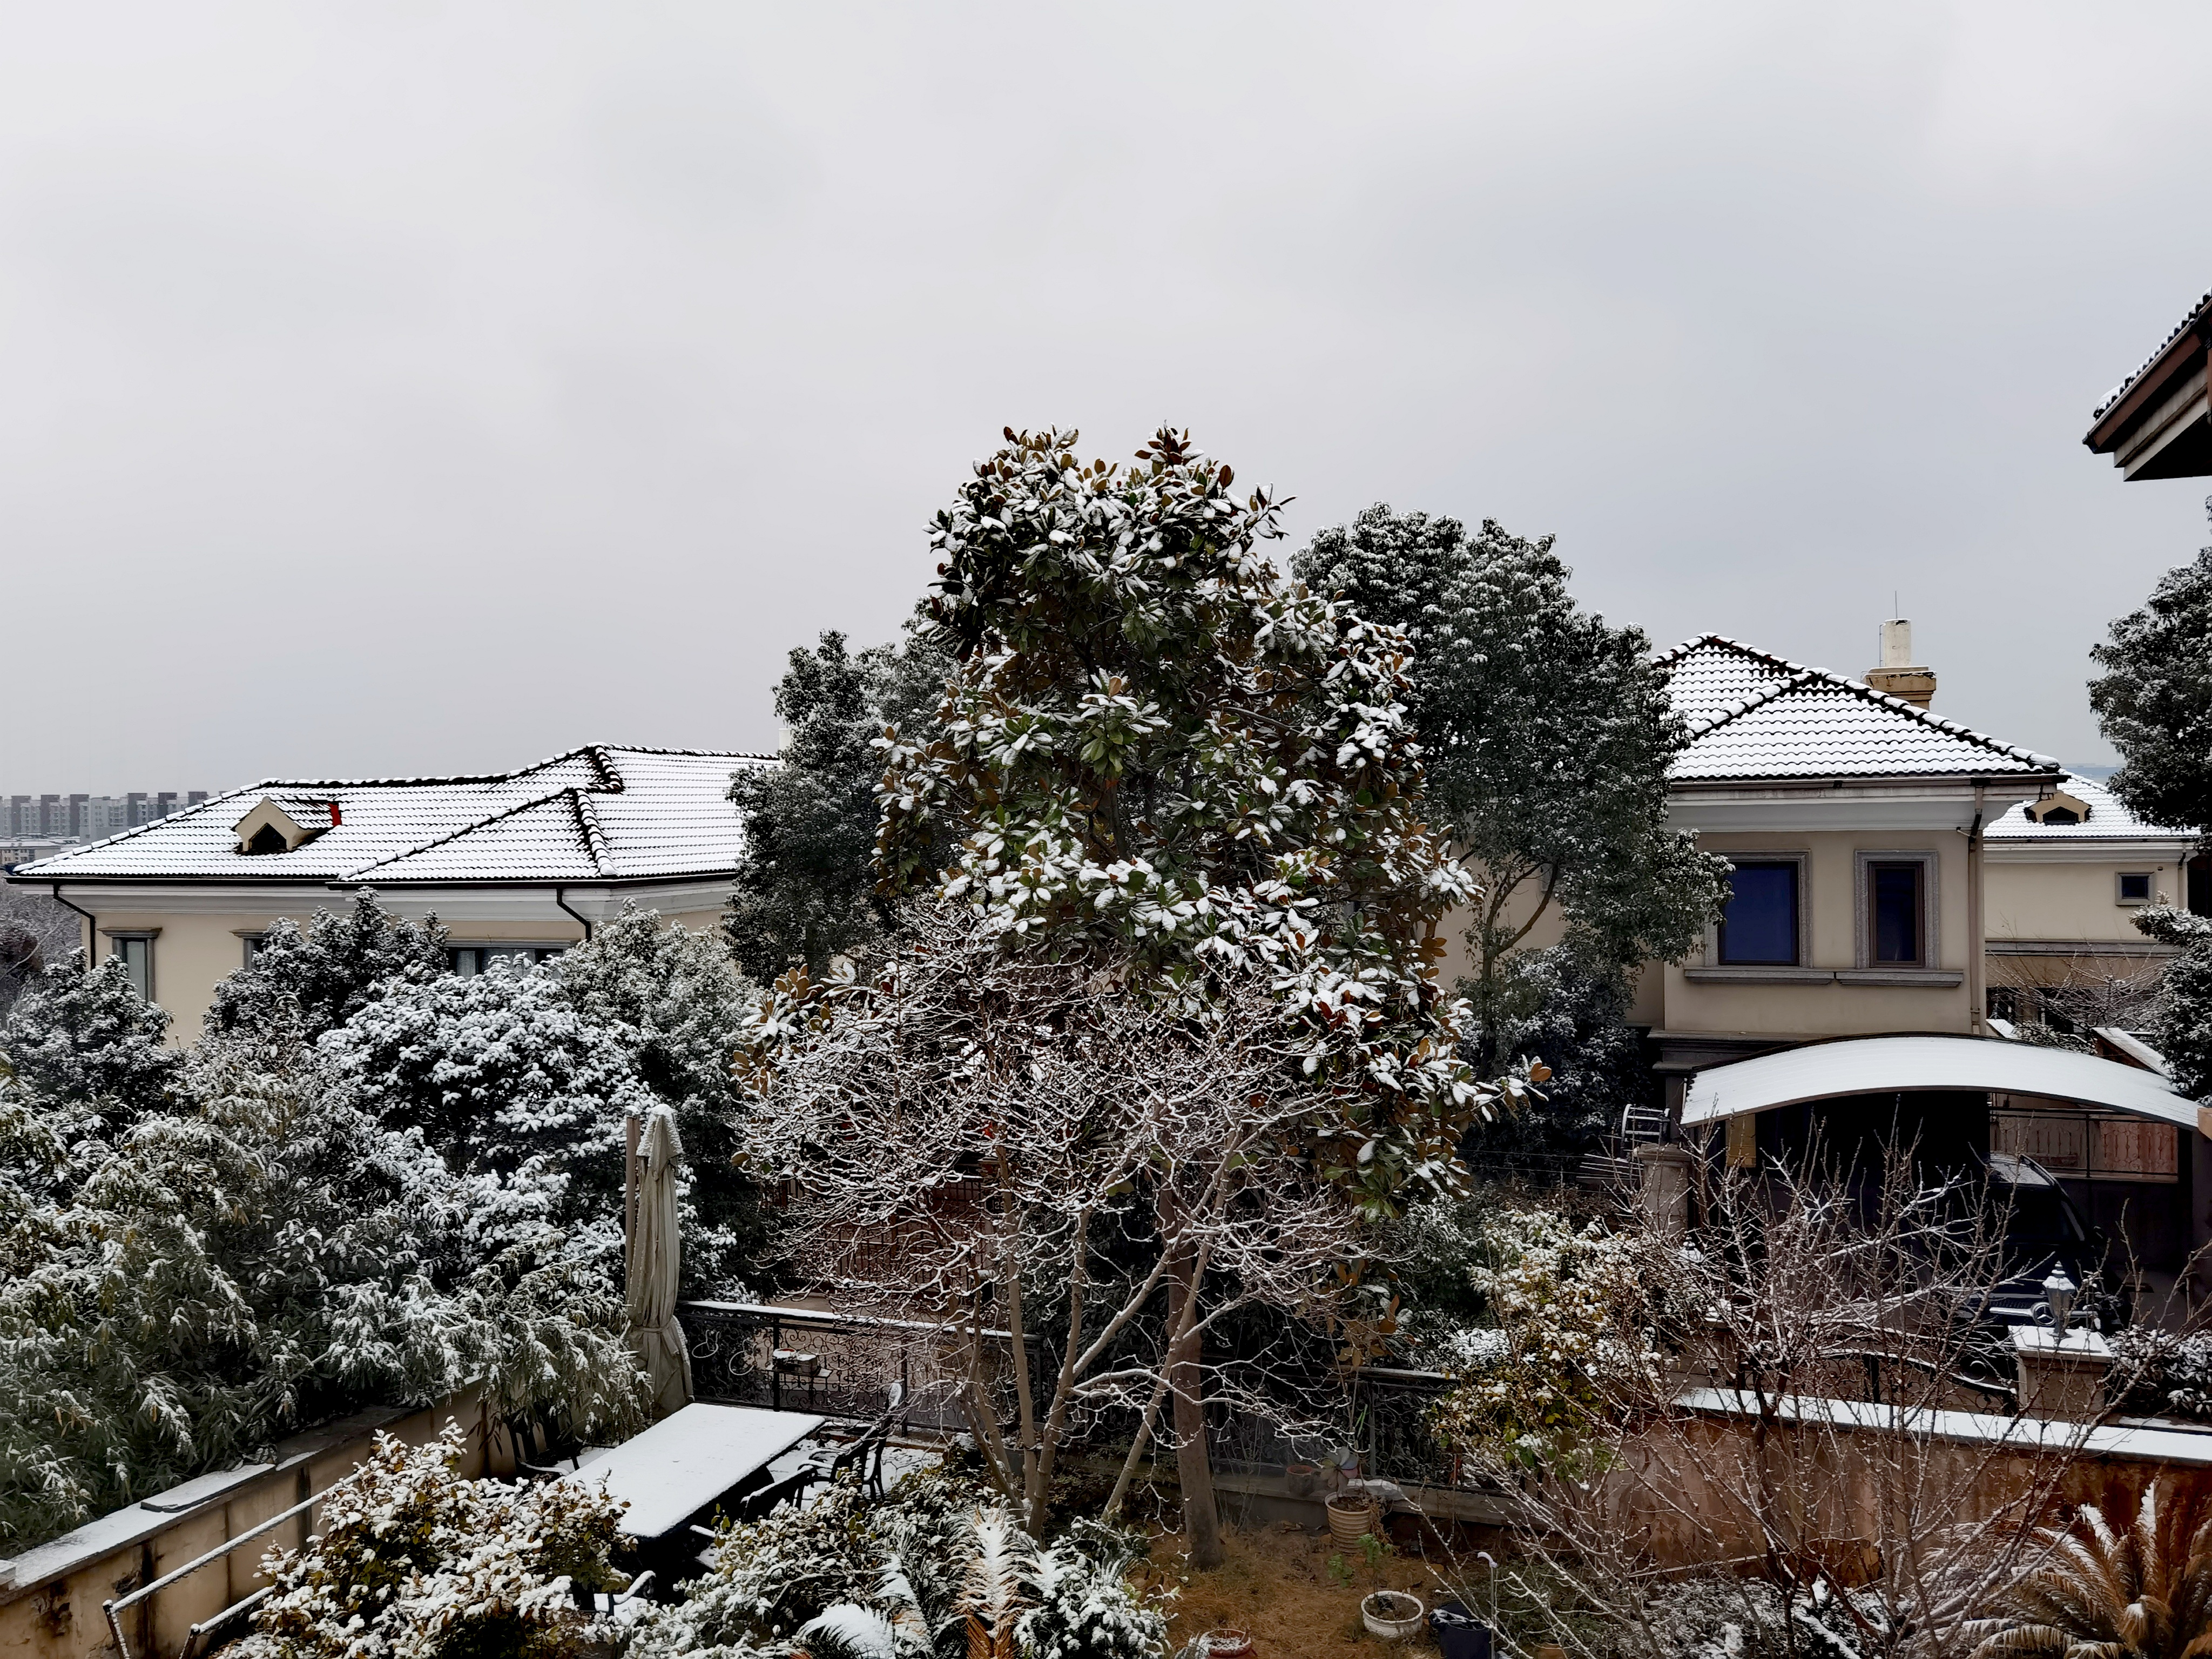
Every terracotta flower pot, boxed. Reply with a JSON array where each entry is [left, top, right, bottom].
[[1204, 1628, 1255, 1659], [1326, 1493, 1378, 1548], [1282, 1461, 1320, 1498], [1361, 1591, 1425, 1641]]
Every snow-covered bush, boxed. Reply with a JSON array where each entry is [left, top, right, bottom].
[[2111, 1325, 2212, 1420], [554, 908, 769, 1296], [1427, 1202, 1659, 1475], [0, 1029, 643, 1549], [247, 1426, 625, 1659], [631, 1469, 1164, 1659], [0, 950, 180, 1125], [322, 963, 650, 1230], [205, 895, 450, 1042]]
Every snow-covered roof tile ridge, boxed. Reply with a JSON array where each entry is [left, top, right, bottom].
[[2093, 287, 2212, 421], [1660, 636, 2061, 781], [9, 744, 778, 886]]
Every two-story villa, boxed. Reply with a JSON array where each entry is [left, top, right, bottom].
[[6, 744, 769, 1038], [1637, 632, 2063, 1106]]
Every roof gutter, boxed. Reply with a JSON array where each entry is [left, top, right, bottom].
[[48, 883, 97, 967], [2087, 320, 2211, 454], [555, 887, 592, 942], [1964, 784, 1986, 1035]]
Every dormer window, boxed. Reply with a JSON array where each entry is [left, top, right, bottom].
[[232, 798, 339, 855], [2026, 788, 2093, 827]]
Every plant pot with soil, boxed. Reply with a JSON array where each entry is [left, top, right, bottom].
[[1361, 1591, 1425, 1641], [1202, 1629, 1254, 1659], [1326, 1493, 1378, 1547]]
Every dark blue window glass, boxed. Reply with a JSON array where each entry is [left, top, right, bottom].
[[1719, 862, 1797, 964], [1872, 863, 1921, 964]]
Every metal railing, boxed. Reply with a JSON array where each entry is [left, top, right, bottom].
[[678, 1300, 1031, 1437], [103, 1479, 350, 1659]]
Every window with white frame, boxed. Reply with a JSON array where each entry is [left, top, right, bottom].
[[2116, 872, 2154, 905]]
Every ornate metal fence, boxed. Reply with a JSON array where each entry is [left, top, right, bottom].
[[1206, 1365, 1465, 1489], [677, 1300, 1029, 1437]]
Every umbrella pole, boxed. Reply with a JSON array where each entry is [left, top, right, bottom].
[[624, 1111, 642, 1254]]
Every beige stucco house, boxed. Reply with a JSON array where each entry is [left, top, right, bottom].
[[1638, 631, 2065, 1105], [1984, 772, 2198, 1034], [5, 744, 769, 1038]]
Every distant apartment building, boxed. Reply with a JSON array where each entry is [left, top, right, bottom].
[[3, 792, 210, 839]]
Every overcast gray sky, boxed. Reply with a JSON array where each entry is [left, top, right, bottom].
[[4, 3, 2209, 793]]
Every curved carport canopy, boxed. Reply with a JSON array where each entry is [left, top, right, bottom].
[[1682, 1034, 2198, 1132]]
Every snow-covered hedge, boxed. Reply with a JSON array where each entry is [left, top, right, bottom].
[[0, 898, 766, 1551], [0, 1022, 645, 1549]]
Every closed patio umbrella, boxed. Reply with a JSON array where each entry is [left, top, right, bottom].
[[624, 1105, 693, 1418]]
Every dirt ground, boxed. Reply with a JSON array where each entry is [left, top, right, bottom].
[[1134, 1520, 1486, 1657]]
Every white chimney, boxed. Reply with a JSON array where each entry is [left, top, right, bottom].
[[1866, 617, 1936, 709]]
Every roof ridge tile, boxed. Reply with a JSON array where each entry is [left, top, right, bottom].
[[1665, 634, 2059, 770], [337, 787, 582, 881]]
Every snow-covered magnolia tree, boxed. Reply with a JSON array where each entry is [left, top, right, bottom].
[[747, 427, 1516, 1564], [1292, 504, 1728, 1063], [869, 426, 1501, 1211], [745, 906, 1378, 1536], [2090, 499, 2212, 842]]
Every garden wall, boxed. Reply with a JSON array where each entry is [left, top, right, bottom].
[[1629, 1392, 2212, 1571], [0, 1392, 490, 1659]]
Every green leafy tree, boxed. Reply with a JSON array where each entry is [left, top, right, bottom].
[[1458, 946, 1657, 1173], [2136, 905, 2212, 1100], [2090, 501, 2212, 842], [203, 893, 450, 1042], [1292, 505, 1728, 1062], [725, 624, 952, 982]]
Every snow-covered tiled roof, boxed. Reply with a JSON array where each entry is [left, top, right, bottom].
[[10, 745, 773, 885], [2093, 287, 2212, 421], [1658, 637, 2060, 783], [1984, 773, 2191, 844]]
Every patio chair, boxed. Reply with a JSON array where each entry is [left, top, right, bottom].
[[802, 1390, 902, 1500], [505, 1410, 610, 1482]]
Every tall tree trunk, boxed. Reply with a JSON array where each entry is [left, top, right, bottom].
[[1166, 1237, 1223, 1568]]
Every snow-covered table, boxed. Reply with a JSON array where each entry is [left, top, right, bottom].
[[561, 1404, 827, 1540]]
